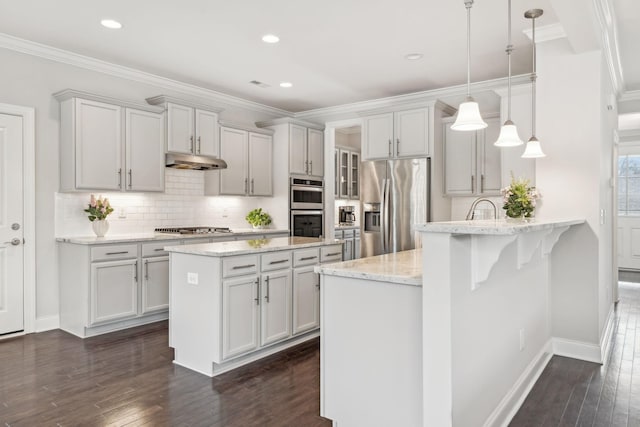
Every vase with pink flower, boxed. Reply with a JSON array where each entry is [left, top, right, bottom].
[[84, 194, 114, 237]]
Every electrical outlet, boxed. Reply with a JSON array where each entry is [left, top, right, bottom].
[[519, 329, 525, 351], [118, 207, 127, 219], [187, 272, 198, 285]]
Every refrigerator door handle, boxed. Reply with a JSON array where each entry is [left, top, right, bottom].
[[385, 176, 391, 253], [380, 178, 387, 253]]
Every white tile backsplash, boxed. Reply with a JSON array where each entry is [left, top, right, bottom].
[[56, 169, 285, 236]]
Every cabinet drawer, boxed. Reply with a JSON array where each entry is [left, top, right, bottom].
[[91, 244, 138, 262], [293, 248, 320, 267], [342, 229, 355, 238], [223, 255, 259, 278], [142, 240, 180, 257], [354, 229, 361, 237], [321, 245, 343, 263], [261, 251, 292, 272]]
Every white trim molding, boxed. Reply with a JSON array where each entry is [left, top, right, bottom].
[[551, 337, 604, 364], [0, 103, 36, 334], [35, 315, 60, 333], [599, 305, 616, 366], [0, 32, 290, 118], [592, 0, 625, 96]]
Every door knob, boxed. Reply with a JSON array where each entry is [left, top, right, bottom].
[[4, 238, 21, 246]]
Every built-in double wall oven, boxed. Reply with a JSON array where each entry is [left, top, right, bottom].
[[290, 177, 324, 238]]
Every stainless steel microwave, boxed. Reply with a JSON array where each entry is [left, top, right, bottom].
[[290, 178, 324, 210]]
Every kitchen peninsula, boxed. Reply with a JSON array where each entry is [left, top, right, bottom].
[[316, 218, 585, 427], [166, 236, 343, 377]]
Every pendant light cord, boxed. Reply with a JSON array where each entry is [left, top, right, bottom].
[[531, 15, 537, 137], [506, 0, 513, 121], [465, 0, 473, 98]]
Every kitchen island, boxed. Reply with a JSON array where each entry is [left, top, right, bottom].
[[166, 236, 343, 376], [316, 218, 585, 427]]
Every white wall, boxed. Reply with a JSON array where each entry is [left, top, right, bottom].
[[0, 48, 284, 322]]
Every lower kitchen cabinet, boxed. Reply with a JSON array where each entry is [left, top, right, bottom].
[[335, 228, 360, 261], [260, 270, 292, 346], [222, 275, 260, 360], [142, 255, 170, 314], [90, 259, 138, 325], [292, 266, 320, 335]]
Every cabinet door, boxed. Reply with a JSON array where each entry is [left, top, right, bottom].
[[307, 128, 324, 177], [90, 259, 138, 325], [339, 149, 349, 198], [478, 117, 502, 195], [222, 275, 260, 360], [394, 108, 429, 158], [219, 127, 249, 195], [248, 133, 273, 196], [354, 236, 361, 259], [292, 266, 320, 335], [141, 256, 169, 314], [362, 113, 393, 160], [342, 239, 353, 261], [74, 98, 122, 190], [195, 109, 219, 157], [334, 149, 339, 196], [444, 123, 476, 196], [289, 124, 308, 175], [350, 152, 360, 199], [125, 108, 165, 192], [261, 270, 292, 346], [167, 103, 194, 154]]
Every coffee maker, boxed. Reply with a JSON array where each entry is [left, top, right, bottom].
[[338, 205, 356, 224]]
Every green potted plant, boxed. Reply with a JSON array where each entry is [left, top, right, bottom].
[[245, 208, 272, 229]]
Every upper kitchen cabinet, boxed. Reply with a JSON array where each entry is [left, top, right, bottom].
[[257, 118, 325, 179], [205, 123, 273, 197], [443, 115, 501, 196], [361, 102, 456, 161], [146, 95, 223, 157], [55, 90, 165, 192]]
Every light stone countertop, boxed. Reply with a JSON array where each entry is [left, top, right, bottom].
[[315, 249, 422, 286], [56, 228, 289, 245], [165, 236, 343, 257], [415, 218, 585, 235], [334, 224, 360, 230]]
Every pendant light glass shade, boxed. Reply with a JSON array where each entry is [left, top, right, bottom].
[[521, 136, 546, 158], [452, 0, 487, 132], [451, 97, 488, 131]]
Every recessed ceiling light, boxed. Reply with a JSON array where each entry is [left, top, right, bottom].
[[405, 53, 423, 61], [280, 82, 293, 88], [100, 19, 123, 29], [262, 34, 280, 44]]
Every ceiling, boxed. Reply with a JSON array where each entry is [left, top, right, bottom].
[[0, 0, 636, 112]]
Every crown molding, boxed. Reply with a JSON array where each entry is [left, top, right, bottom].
[[493, 83, 532, 98], [255, 117, 325, 130], [0, 32, 291, 118], [218, 120, 274, 135], [592, 0, 624, 96], [295, 75, 530, 121], [53, 89, 164, 113], [523, 23, 567, 43], [145, 95, 224, 113]]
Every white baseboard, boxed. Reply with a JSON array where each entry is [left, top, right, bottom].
[[599, 306, 615, 366], [35, 315, 60, 332], [551, 337, 602, 364], [483, 340, 553, 427]]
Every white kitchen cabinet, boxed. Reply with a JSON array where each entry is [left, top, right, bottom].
[[362, 108, 429, 160], [56, 91, 165, 192], [354, 229, 361, 259], [195, 109, 220, 157], [222, 275, 260, 360], [141, 256, 170, 314], [216, 126, 273, 196], [444, 116, 501, 196], [292, 266, 320, 335], [337, 148, 360, 200], [290, 125, 324, 178], [90, 258, 138, 326], [308, 128, 324, 177], [335, 228, 360, 261], [260, 269, 292, 346], [165, 102, 219, 156]]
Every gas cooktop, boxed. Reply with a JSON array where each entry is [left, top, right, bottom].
[[154, 226, 232, 235]]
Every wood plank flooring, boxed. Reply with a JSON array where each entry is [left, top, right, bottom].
[[511, 281, 640, 427], [2, 280, 639, 426]]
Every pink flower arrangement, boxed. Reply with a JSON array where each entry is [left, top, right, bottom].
[[84, 194, 114, 221]]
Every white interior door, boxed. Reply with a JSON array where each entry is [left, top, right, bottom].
[[0, 113, 24, 335]]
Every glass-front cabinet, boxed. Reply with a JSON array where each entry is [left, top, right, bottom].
[[336, 148, 360, 200]]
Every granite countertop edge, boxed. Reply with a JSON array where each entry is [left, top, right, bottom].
[[165, 237, 343, 257], [415, 218, 586, 235]]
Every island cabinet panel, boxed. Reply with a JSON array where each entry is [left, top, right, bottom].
[[292, 266, 320, 335], [260, 270, 292, 346], [222, 275, 260, 360]]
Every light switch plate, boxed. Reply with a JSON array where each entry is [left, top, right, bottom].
[[187, 272, 198, 285]]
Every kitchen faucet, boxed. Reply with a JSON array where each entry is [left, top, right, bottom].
[[465, 198, 497, 220]]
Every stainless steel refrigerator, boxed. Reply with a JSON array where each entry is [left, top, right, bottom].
[[361, 158, 430, 257]]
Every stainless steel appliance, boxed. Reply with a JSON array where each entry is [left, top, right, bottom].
[[290, 177, 324, 238], [361, 158, 430, 257], [155, 226, 232, 235], [290, 178, 324, 210], [165, 153, 227, 170], [338, 205, 356, 224]]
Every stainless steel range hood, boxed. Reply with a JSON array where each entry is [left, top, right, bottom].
[[165, 153, 227, 170]]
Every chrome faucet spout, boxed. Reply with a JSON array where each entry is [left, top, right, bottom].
[[465, 197, 497, 220]]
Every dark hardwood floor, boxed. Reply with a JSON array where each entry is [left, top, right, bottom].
[[511, 281, 640, 427], [2, 279, 639, 426]]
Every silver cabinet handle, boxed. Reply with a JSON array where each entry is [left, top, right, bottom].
[[309, 160, 313, 175], [300, 256, 318, 261], [396, 138, 400, 156], [3, 238, 20, 246], [128, 169, 132, 189], [134, 260, 138, 282], [269, 259, 288, 265], [197, 136, 201, 154], [251, 179, 254, 194], [106, 251, 128, 255], [326, 252, 341, 257], [144, 259, 149, 280], [154, 248, 164, 252], [232, 264, 255, 270], [305, 160, 309, 174], [190, 135, 194, 153], [118, 168, 122, 189], [481, 174, 485, 193], [265, 276, 270, 303], [388, 139, 392, 157], [255, 278, 260, 305], [244, 178, 248, 194], [471, 175, 475, 192]]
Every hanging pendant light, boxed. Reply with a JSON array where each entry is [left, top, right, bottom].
[[452, 0, 487, 131], [494, 0, 524, 147], [522, 9, 546, 158]]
